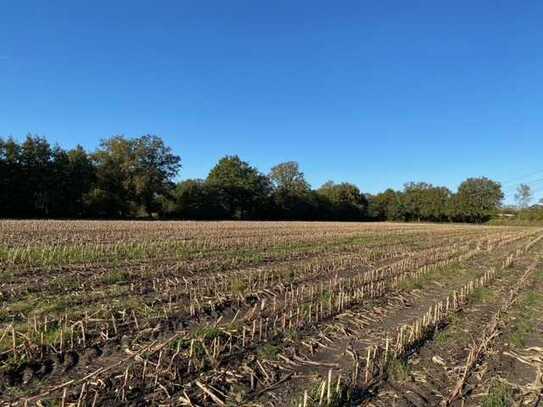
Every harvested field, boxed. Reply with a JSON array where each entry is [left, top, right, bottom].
[[0, 221, 542, 406]]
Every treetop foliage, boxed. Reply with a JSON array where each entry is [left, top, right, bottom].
[[269, 161, 310, 195]]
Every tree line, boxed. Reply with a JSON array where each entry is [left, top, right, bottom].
[[0, 134, 504, 223]]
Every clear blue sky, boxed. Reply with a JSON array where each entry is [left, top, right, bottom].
[[2, 1, 543, 203]]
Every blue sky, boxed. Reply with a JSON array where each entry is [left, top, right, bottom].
[[1, 1, 543, 203]]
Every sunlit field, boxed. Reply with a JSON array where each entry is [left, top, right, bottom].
[[1, 221, 542, 406]]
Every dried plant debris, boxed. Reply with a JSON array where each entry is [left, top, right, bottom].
[[0, 221, 541, 406]]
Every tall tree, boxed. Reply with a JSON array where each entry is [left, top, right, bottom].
[[317, 181, 368, 220], [269, 161, 310, 195], [368, 189, 405, 221], [402, 182, 452, 222], [19, 135, 54, 216], [514, 183, 532, 209], [207, 155, 271, 219], [67, 146, 96, 216], [49, 145, 96, 217], [90, 135, 181, 217], [1, 137, 96, 218], [169, 179, 226, 219], [455, 177, 504, 223], [0, 138, 23, 217], [269, 161, 312, 219]]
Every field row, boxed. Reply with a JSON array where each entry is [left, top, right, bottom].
[[0, 222, 540, 405], [0, 221, 541, 406]]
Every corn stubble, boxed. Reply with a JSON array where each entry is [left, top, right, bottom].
[[0, 221, 541, 406]]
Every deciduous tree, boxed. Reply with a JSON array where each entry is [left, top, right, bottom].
[[317, 181, 368, 220], [207, 155, 271, 219], [454, 177, 503, 223], [90, 135, 181, 217], [514, 184, 532, 209]]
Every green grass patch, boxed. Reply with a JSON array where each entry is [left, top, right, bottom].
[[231, 279, 248, 295], [194, 326, 224, 341], [471, 287, 496, 303], [257, 343, 280, 360], [387, 359, 410, 382], [434, 329, 452, 345], [397, 278, 423, 290], [481, 381, 513, 407], [510, 320, 534, 348], [320, 290, 332, 301], [508, 287, 543, 348], [100, 270, 130, 285], [397, 263, 472, 292]]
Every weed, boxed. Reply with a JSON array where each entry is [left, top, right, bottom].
[[320, 290, 332, 301], [398, 279, 423, 290], [481, 381, 513, 407], [169, 338, 191, 351], [435, 329, 452, 345], [387, 359, 410, 382], [472, 287, 495, 303], [508, 289, 542, 348], [257, 343, 280, 360], [231, 279, 247, 295], [101, 270, 130, 285], [194, 326, 224, 341], [300, 377, 352, 407], [284, 328, 301, 342]]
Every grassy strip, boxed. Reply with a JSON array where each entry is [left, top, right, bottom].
[[506, 268, 543, 348]]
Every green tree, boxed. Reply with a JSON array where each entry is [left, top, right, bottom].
[[454, 177, 503, 223], [207, 155, 271, 219], [168, 179, 226, 219], [317, 181, 368, 220], [0, 138, 23, 217], [50, 146, 95, 217], [269, 161, 313, 219], [19, 135, 54, 216], [403, 182, 452, 222], [368, 189, 405, 221], [1, 137, 96, 218], [90, 135, 181, 217], [67, 146, 96, 216], [269, 161, 310, 195]]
